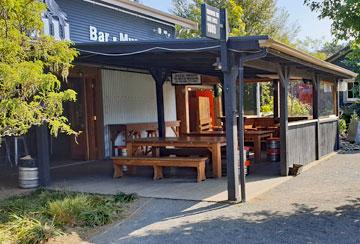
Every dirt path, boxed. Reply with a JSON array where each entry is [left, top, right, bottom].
[[91, 152, 360, 244]]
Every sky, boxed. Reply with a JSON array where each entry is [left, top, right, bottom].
[[140, 0, 333, 42]]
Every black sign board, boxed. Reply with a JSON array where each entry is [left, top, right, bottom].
[[201, 4, 220, 40], [171, 73, 201, 85]]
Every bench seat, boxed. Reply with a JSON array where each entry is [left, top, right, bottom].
[[112, 156, 207, 182]]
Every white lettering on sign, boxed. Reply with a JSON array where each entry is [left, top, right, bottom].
[[171, 73, 201, 85], [89, 26, 138, 42]]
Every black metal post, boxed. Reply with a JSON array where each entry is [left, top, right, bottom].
[[335, 78, 340, 151], [237, 59, 246, 202], [223, 57, 240, 202], [150, 69, 168, 138], [36, 125, 50, 186], [278, 66, 289, 176], [313, 74, 320, 159], [273, 80, 280, 118]]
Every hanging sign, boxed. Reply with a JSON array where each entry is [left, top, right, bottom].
[[201, 4, 221, 40], [171, 73, 201, 85]]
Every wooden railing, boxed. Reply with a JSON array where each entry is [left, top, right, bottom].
[[288, 120, 318, 166], [319, 117, 338, 157], [287, 117, 338, 166]]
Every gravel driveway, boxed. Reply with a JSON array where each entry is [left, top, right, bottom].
[[92, 152, 360, 244]]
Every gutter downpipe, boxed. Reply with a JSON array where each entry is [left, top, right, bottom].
[[237, 49, 267, 202]]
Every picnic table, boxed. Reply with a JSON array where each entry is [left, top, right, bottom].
[[126, 136, 226, 178], [186, 130, 274, 163], [244, 130, 274, 162]]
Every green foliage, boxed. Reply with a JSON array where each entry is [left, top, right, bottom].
[[341, 102, 360, 123], [260, 83, 274, 114], [172, 0, 298, 42], [0, 190, 136, 243], [288, 95, 312, 117], [0, 215, 63, 244], [0, 0, 78, 137], [343, 44, 360, 98], [304, 0, 360, 42], [240, 0, 299, 43], [339, 118, 347, 136], [114, 192, 137, 203], [172, 0, 245, 38], [351, 111, 359, 122], [47, 195, 93, 226]]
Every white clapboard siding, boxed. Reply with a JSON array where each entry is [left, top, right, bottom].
[[101, 69, 177, 157]]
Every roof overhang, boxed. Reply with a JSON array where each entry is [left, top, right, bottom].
[[89, 0, 198, 30], [75, 36, 357, 81], [259, 39, 357, 79]]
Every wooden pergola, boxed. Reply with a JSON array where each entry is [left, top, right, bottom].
[[36, 36, 356, 202]]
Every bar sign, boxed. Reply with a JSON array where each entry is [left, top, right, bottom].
[[201, 4, 220, 40]]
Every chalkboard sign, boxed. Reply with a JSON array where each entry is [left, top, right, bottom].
[[201, 4, 220, 40], [171, 73, 201, 85]]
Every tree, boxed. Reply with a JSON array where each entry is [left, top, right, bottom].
[[293, 38, 346, 60], [172, 0, 245, 38], [0, 0, 78, 137], [240, 0, 299, 43], [304, 1, 359, 99], [304, 0, 360, 42], [172, 0, 298, 42]]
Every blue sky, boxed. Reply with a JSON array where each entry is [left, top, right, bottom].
[[141, 0, 333, 42]]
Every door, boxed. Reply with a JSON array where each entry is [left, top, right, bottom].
[[68, 78, 89, 160]]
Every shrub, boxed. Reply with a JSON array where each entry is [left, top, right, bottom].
[[341, 102, 360, 123], [288, 95, 312, 117], [114, 192, 136, 203], [47, 195, 92, 226], [0, 190, 136, 243], [339, 119, 347, 136], [0, 215, 63, 244]]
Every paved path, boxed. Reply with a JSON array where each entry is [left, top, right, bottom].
[[92, 152, 360, 244]]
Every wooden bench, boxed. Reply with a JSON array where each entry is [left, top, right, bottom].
[[112, 156, 207, 182]]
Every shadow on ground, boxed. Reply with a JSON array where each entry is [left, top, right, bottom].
[[92, 198, 360, 243]]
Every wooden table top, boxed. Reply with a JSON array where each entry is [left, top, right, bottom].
[[244, 130, 274, 135], [185, 131, 226, 137], [127, 136, 226, 146]]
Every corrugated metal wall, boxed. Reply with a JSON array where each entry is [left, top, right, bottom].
[[102, 69, 177, 157], [56, 0, 175, 43]]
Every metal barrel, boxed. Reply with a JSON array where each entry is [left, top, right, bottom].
[[121, 148, 128, 156], [19, 167, 39, 189], [267, 137, 280, 162]]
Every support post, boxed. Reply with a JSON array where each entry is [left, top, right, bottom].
[[36, 126, 50, 186], [335, 79, 340, 150], [150, 69, 168, 138], [273, 80, 280, 118], [278, 66, 290, 176], [223, 55, 240, 202], [313, 74, 320, 159], [255, 83, 261, 117], [237, 58, 246, 202]]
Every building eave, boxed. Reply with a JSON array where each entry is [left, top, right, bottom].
[[92, 0, 198, 30], [259, 39, 357, 79]]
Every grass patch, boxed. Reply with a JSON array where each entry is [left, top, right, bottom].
[[0, 189, 136, 243]]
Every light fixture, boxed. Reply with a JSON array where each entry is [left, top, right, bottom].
[[212, 57, 222, 71]]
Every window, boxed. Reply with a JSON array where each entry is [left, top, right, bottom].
[[319, 81, 336, 117], [345, 80, 359, 102], [288, 80, 313, 118]]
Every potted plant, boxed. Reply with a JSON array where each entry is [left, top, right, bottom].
[[18, 155, 39, 189]]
